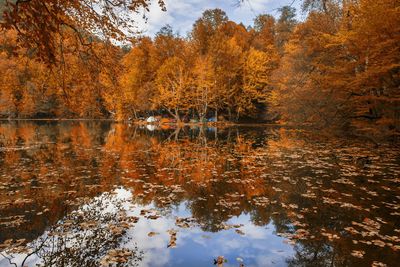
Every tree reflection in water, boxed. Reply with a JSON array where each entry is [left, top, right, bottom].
[[1, 190, 142, 267], [0, 121, 399, 266]]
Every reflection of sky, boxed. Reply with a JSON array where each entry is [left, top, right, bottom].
[[0, 253, 37, 267], [0, 188, 294, 267], [120, 189, 294, 267]]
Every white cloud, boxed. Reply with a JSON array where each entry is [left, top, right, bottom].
[[132, 0, 302, 37]]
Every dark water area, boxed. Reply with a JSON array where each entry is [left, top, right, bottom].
[[0, 121, 399, 267]]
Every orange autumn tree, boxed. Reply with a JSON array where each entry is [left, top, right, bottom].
[[243, 47, 279, 116], [0, 0, 166, 63], [192, 55, 215, 122], [0, 30, 42, 117], [118, 25, 189, 120], [272, 9, 348, 127], [342, 0, 400, 133], [154, 56, 193, 122], [273, 0, 399, 135], [191, 8, 229, 56], [118, 37, 158, 120], [274, 6, 297, 54], [243, 13, 281, 117], [250, 14, 276, 51], [0, 28, 121, 118], [56, 40, 121, 118], [208, 28, 245, 121], [195, 15, 251, 121]]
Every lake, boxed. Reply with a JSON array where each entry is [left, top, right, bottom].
[[0, 121, 399, 267]]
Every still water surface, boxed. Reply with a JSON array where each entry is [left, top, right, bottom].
[[0, 121, 399, 267]]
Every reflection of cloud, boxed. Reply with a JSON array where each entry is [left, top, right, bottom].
[[128, 212, 173, 267], [219, 237, 243, 251], [241, 224, 269, 240], [254, 254, 279, 266], [116, 187, 134, 199], [191, 234, 210, 247], [120, 199, 294, 267], [125, 203, 175, 267], [124, 200, 294, 267], [201, 216, 293, 267], [0, 253, 39, 267], [1, 188, 295, 267], [125, 203, 197, 267], [229, 215, 269, 240]]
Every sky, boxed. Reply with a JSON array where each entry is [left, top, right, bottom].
[[134, 0, 303, 37]]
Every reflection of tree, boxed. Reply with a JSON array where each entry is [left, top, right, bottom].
[[116, 126, 399, 266], [3, 192, 142, 267], [287, 242, 336, 267], [0, 121, 115, 244], [109, 125, 282, 232], [1, 122, 400, 266]]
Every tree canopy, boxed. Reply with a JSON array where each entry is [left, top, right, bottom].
[[0, 0, 165, 63]]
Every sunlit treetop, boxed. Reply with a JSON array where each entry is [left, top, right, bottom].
[[0, 0, 166, 63]]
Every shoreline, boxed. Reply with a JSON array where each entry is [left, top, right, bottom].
[[0, 118, 280, 127]]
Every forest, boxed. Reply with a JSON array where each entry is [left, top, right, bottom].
[[0, 0, 399, 136]]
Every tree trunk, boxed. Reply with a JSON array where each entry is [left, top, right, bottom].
[[132, 107, 138, 120], [175, 109, 181, 123], [165, 107, 180, 122], [199, 113, 204, 123], [322, 0, 328, 13]]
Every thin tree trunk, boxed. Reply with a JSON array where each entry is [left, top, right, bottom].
[[132, 107, 138, 120], [175, 109, 181, 123]]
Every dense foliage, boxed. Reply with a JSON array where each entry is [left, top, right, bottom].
[[0, 0, 399, 136]]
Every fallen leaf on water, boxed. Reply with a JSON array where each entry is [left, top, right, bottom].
[[148, 232, 159, 237], [146, 215, 160, 220], [350, 250, 365, 258], [371, 261, 387, 267], [235, 229, 245, 235], [167, 229, 177, 248], [214, 256, 227, 266]]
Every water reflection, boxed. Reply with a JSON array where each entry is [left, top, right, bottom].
[[0, 121, 399, 266], [0, 189, 141, 267]]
